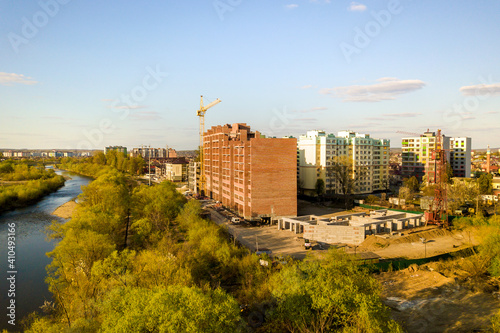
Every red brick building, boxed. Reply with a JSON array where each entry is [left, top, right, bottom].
[[204, 123, 297, 219]]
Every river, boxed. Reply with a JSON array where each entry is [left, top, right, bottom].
[[0, 170, 91, 330]]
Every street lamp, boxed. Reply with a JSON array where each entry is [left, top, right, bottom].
[[420, 237, 427, 258]]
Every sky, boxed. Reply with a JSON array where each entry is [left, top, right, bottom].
[[1, 0, 500, 150]]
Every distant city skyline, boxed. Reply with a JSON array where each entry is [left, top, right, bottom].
[[2, 1, 500, 150]]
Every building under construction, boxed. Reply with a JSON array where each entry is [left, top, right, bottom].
[[204, 123, 297, 219]]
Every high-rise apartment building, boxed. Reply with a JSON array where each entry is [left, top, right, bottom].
[[449, 137, 472, 178], [401, 131, 471, 180], [298, 130, 390, 195], [130, 147, 176, 159], [104, 146, 127, 155], [204, 123, 297, 219]]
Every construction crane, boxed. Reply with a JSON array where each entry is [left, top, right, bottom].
[[398, 129, 450, 227], [426, 129, 449, 228], [197, 95, 221, 196]]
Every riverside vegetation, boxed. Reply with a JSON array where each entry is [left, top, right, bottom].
[[0, 160, 65, 213], [16, 157, 402, 333]]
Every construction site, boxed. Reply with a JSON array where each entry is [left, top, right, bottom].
[[278, 209, 424, 245]]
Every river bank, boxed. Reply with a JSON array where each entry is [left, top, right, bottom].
[[0, 175, 66, 214], [0, 171, 92, 331], [52, 200, 78, 219]]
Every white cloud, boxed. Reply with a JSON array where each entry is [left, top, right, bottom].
[[382, 112, 423, 118], [348, 2, 367, 11], [459, 83, 500, 96], [321, 77, 426, 102], [301, 84, 313, 89], [285, 4, 298, 9], [130, 111, 162, 121], [0, 72, 37, 86]]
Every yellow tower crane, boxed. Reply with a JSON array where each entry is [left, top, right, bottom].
[[197, 95, 221, 196]]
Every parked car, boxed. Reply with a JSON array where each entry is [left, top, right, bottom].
[[256, 248, 272, 256]]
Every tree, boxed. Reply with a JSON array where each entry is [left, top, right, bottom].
[[444, 163, 454, 184], [267, 249, 402, 332], [128, 156, 145, 175], [314, 178, 325, 197], [447, 179, 478, 213], [297, 178, 305, 196], [93, 151, 107, 165], [326, 156, 364, 210], [478, 173, 493, 194], [99, 286, 241, 332], [398, 186, 412, 203], [366, 194, 378, 205], [403, 176, 420, 193], [130, 181, 186, 247], [105, 150, 118, 168]]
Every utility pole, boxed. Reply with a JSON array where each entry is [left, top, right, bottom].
[[420, 237, 427, 258], [141, 144, 152, 186]]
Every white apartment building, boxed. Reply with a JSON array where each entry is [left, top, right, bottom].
[[401, 131, 471, 180], [188, 161, 200, 194], [449, 137, 472, 178], [298, 130, 390, 195]]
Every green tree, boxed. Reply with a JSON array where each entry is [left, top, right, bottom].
[[314, 178, 325, 197], [267, 249, 402, 332], [445, 163, 454, 184], [326, 156, 364, 209], [447, 179, 479, 213], [105, 150, 118, 168], [366, 194, 378, 205], [99, 286, 241, 333], [128, 156, 145, 175], [404, 176, 420, 193], [93, 151, 106, 165], [478, 173, 493, 194], [130, 181, 186, 247]]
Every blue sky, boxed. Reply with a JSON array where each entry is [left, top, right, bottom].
[[1, 0, 500, 150]]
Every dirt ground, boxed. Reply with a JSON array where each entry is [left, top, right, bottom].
[[52, 200, 77, 219], [378, 264, 500, 332], [350, 226, 479, 260]]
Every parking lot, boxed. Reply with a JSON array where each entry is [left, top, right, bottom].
[[201, 200, 346, 260]]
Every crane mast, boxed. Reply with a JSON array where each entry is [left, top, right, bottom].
[[197, 95, 221, 196]]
